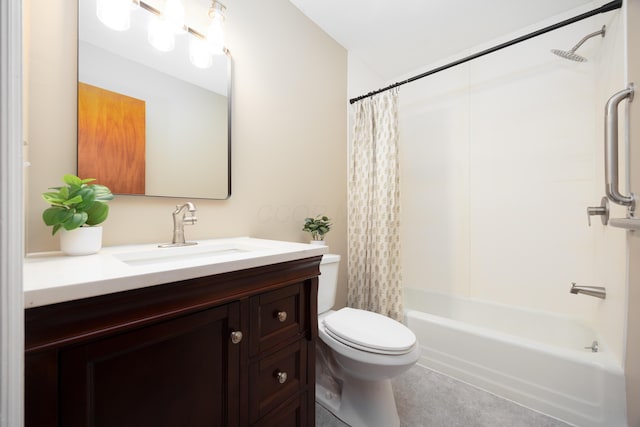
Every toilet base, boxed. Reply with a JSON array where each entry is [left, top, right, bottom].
[[316, 376, 400, 427]]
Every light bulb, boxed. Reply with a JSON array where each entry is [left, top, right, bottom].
[[96, 0, 131, 31], [189, 38, 213, 69], [165, 0, 186, 34], [148, 15, 175, 52], [206, 13, 225, 55]]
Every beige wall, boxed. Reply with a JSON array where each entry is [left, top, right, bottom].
[[626, 0, 640, 424], [25, 0, 349, 304]]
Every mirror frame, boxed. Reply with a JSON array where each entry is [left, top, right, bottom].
[[76, 0, 232, 200]]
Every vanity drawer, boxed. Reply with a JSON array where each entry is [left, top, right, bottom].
[[249, 339, 307, 423], [250, 283, 307, 355], [251, 391, 309, 427]]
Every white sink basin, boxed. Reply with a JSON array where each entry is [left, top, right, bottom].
[[114, 241, 262, 266]]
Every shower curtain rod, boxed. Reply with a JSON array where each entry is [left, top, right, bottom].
[[349, 0, 622, 104]]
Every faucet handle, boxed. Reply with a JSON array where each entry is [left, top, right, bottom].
[[587, 197, 609, 226], [584, 340, 599, 352]]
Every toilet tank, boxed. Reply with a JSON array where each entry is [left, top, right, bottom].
[[318, 254, 340, 314]]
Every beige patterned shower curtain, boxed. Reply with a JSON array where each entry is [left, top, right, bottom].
[[347, 89, 403, 321]]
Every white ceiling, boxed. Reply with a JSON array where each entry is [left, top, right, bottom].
[[289, 0, 601, 81]]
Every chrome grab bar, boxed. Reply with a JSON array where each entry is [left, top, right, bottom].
[[604, 83, 635, 212]]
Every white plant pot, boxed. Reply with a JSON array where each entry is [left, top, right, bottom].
[[59, 226, 103, 256], [310, 240, 326, 246]]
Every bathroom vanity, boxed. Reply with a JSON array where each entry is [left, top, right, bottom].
[[24, 238, 325, 427]]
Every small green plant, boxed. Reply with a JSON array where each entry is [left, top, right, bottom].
[[302, 215, 332, 241], [42, 174, 114, 235]]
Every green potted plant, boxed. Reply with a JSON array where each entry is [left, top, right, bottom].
[[302, 214, 331, 245], [42, 174, 114, 255]]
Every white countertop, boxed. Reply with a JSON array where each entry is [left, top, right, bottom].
[[24, 237, 328, 308]]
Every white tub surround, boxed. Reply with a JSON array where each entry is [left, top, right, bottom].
[[404, 288, 627, 427], [24, 237, 327, 308]]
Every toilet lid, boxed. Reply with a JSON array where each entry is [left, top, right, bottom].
[[322, 308, 416, 354]]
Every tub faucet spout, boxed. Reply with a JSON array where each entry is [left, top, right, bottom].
[[570, 282, 606, 299]]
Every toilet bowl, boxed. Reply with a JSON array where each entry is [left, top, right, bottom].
[[316, 254, 419, 427]]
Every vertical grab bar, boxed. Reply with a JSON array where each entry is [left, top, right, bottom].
[[604, 83, 635, 212]]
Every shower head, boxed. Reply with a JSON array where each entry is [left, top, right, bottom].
[[551, 25, 606, 62], [550, 48, 587, 62]]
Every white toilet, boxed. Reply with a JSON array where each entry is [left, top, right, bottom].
[[316, 254, 420, 427]]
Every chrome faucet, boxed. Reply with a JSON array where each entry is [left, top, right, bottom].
[[159, 202, 198, 248], [570, 282, 606, 299]]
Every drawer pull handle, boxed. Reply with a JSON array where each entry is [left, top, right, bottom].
[[276, 311, 288, 322], [230, 331, 243, 344], [276, 371, 288, 384]]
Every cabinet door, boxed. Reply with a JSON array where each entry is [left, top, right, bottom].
[[251, 392, 308, 427], [59, 303, 241, 427]]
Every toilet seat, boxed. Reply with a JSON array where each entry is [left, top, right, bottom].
[[322, 308, 416, 355]]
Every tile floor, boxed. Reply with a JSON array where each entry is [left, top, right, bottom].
[[316, 364, 571, 427]]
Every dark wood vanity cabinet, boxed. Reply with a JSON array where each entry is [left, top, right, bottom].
[[25, 257, 321, 427], [59, 303, 241, 427]]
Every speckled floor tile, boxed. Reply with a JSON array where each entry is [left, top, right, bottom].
[[316, 364, 570, 427]]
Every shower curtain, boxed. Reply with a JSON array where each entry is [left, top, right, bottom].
[[347, 89, 403, 321]]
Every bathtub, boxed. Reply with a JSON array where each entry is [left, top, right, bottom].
[[403, 288, 627, 427]]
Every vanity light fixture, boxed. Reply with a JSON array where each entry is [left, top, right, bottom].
[[96, 0, 132, 31], [188, 1, 226, 68], [148, 14, 176, 52], [189, 37, 214, 68], [164, 0, 187, 34], [206, 1, 226, 55], [97, 0, 227, 64]]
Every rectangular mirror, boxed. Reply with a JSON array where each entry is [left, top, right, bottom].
[[78, 0, 231, 199]]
